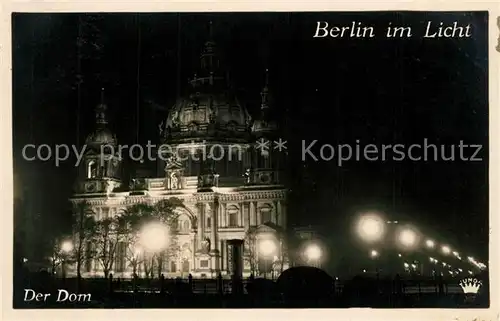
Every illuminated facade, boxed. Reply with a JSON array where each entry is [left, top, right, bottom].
[[69, 29, 288, 278]]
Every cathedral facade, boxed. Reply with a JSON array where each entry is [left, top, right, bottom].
[[69, 30, 288, 278]]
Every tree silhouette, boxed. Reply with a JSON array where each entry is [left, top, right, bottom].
[[72, 200, 96, 280], [120, 198, 185, 278], [244, 228, 259, 275], [92, 217, 120, 278]]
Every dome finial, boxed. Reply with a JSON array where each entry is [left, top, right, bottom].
[[95, 88, 108, 127], [260, 68, 270, 110], [209, 20, 214, 40], [100, 87, 105, 104]]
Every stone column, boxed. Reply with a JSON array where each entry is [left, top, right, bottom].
[[210, 201, 218, 247], [221, 203, 226, 228], [191, 237, 196, 271], [197, 203, 204, 248], [255, 202, 261, 225], [211, 198, 220, 271], [218, 202, 222, 228], [238, 202, 243, 227], [275, 200, 281, 225], [243, 202, 250, 231], [250, 201, 256, 226], [220, 240, 226, 271], [210, 198, 220, 273], [281, 201, 287, 228]]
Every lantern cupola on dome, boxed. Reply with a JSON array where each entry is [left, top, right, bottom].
[[163, 21, 252, 144], [85, 88, 117, 150]]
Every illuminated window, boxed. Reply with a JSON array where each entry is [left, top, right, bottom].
[[260, 207, 272, 224], [226, 205, 239, 227], [229, 213, 238, 227], [87, 160, 97, 178]]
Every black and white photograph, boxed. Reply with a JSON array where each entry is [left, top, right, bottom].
[[10, 10, 492, 310]]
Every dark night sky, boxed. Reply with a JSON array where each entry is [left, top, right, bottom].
[[12, 12, 489, 261]]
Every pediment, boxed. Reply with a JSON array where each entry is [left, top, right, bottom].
[[84, 148, 100, 156], [254, 223, 279, 233]]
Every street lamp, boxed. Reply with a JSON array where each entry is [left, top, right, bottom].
[[131, 246, 143, 277], [356, 213, 386, 243], [425, 239, 435, 248], [60, 240, 73, 278], [61, 240, 74, 253], [259, 238, 277, 278], [305, 244, 322, 267], [442, 245, 451, 255], [397, 228, 418, 250], [370, 250, 380, 275], [139, 222, 169, 253], [259, 239, 277, 257]]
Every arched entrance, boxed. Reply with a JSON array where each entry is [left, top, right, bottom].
[[182, 259, 190, 273]]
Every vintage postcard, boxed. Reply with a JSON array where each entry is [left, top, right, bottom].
[[2, 1, 499, 321]]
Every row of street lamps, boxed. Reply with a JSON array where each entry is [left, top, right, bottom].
[[54, 213, 483, 278], [356, 212, 487, 273]]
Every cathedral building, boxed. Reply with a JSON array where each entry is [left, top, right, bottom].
[[69, 28, 288, 278]]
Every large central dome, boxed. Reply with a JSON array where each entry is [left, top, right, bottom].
[[163, 28, 252, 144]]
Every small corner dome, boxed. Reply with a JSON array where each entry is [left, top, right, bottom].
[[85, 127, 117, 148], [86, 100, 117, 148]]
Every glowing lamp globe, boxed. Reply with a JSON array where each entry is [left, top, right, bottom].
[[398, 228, 417, 249], [139, 222, 169, 252], [305, 244, 322, 261], [357, 214, 385, 242], [259, 239, 277, 257], [61, 240, 74, 253]]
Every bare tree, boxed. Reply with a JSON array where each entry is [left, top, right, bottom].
[[119, 218, 142, 277], [120, 198, 185, 278], [92, 217, 120, 278], [163, 233, 180, 277], [125, 241, 142, 277], [72, 201, 96, 281], [142, 254, 155, 279], [244, 228, 259, 275], [48, 238, 68, 275], [274, 234, 288, 274]]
